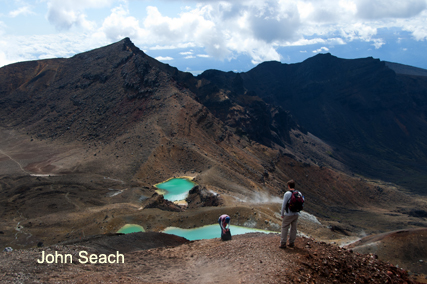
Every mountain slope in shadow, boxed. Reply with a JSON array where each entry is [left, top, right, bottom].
[[194, 53, 427, 193]]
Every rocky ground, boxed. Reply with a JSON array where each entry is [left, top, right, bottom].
[[348, 228, 427, 277], [0, 232, 422, 284], [1, 128, 427, 283]]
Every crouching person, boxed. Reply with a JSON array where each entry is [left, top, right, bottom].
[[218, 214, 231, 241]]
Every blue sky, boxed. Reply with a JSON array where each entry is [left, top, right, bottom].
[[1, 0, 427, 75]]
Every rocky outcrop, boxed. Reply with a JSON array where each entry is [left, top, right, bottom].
[[144, 193, 183, 212], [186, 185, 222, 208]]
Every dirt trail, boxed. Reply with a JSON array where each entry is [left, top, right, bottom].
[[0, 149, 30, 175], [64, 191, 81, 210], [0, 233, 418, 283]]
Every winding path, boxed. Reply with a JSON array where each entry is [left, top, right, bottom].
[[0, 149, 30, 175], [65, 191, 81, 210]]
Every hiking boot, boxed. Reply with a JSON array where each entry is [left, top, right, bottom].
[[288, 243, 295, 248], [279, 244, 286, 249]]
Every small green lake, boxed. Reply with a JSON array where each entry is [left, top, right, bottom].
[[162, 224, 277, 241], [117, 224, 145, 234], [155, 178, 195, 201]]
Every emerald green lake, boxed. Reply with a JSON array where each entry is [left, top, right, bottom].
[[117, 224, 145, 234], [162, 224, 277, 241], [155, 178, 195, 201]]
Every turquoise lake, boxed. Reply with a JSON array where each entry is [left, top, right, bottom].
[[117, 224, 145, 234], [162, 224, 277, 241], [155, 178, 195, 201]]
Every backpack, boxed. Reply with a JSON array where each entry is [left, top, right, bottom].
[[287, 190, 304, 212]]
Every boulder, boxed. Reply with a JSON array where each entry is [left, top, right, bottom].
[[186, 185, 222, 208], [144, 193, 183, 212]]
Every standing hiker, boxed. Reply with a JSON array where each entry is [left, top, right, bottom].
[[280, 179, 304, 249], [218, 214, 231, 241]]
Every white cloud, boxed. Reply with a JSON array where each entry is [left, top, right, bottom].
[[98, 5, 148, 41], [411, 27, 427, 41], [197, 54, 210, 58], [155, 56, 174, 61], [125, 1, 301, 63], [247, 0, 301, 43], [0, 33, 108, 68], [0, 38, 26, 67], [339, 0, 357, 15], [9, 6, 35, 17], [0, 21, 5, 35], [0, 50, 12, 67], [313, 47, 329, 53], [119, 0, 425, 64], [46, 0, 113, 30], [338, 22, 380, 45], [1, 0, 427, 69], [150, 43, 197, 50], [37, 1, 426, 64], [398, 10, 427, 41], [287, 37, 345, 47], [297, 1, 314, 20], [142, 5, 231, 58], [355, 0, 427, 19], [372, 38, 385, 49]]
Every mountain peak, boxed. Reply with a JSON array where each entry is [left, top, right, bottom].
[[302, 52, 338, 64], [313, 52, 333, 58], [69, 37, 145, 63], [120, 37, 140, 53]]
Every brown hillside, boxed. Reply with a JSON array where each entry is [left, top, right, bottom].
[[348, 228, 427, 276]]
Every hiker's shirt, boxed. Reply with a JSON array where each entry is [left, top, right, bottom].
[[218, 214, 230, 232], [281, 190, 301, 217]]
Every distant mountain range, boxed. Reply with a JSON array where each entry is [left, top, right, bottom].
[[190, 53, 427, 192], [1, 38, 427, 193]]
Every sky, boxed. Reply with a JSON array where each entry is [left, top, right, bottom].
[[1, 0, 427, 75]]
